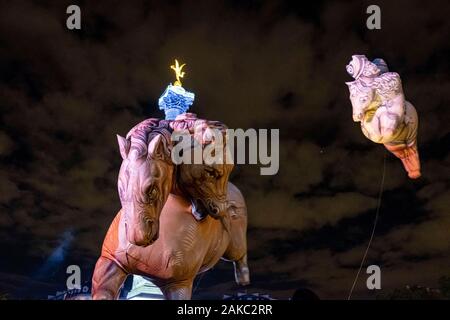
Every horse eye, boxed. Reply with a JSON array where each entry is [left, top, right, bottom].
[[147, 186, 158, 201], [204, 169, 217, 179]]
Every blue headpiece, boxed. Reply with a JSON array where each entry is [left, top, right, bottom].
[[158, 59, 195, 120], [158, 84, 195, 120]]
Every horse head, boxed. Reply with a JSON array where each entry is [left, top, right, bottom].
[[175, 120, 234, 219], [346, 55, 382, 122], [116, 121, 174, 246], [345, 80, 376, 122]]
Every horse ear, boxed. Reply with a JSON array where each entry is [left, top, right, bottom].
[[148, 134, 171, 161], [117, 134, 130, 160]]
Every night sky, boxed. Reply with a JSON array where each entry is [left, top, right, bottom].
[[0, 0, 449, 299]]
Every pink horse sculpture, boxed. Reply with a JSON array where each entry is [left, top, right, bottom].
[[92, 115, 250, 299]]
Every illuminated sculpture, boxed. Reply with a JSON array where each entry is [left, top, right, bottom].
[[92, 61, 249, 300], [345, 55, 421, 179], [158, 59, 195, 120]]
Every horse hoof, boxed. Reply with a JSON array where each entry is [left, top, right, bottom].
[[235, 267, 250, 286]]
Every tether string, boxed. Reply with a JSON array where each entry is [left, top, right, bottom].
[[348, 151, 387, 300]]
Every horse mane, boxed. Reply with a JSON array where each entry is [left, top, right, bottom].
[[170, 116, 228, 134], [170, 115, 228, 147], [124, 116, 228, 161], [126, 118, 172, 161]]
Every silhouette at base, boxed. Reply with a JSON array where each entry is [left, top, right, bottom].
[[291, 288, 320, 300]]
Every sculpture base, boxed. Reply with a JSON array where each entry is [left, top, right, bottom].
[[384, 142, 421, 179]]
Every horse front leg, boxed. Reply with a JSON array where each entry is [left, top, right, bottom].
[[92, 256, 128, 300], [223, 243, 251, 286], [160, 279, 194, 300], [233, 254, 250, 286]]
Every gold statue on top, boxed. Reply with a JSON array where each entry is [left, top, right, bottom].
[[170, 59, 186, 86]]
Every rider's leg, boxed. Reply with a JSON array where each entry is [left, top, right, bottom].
[[384, 141, 421, 179], [384, 102, 420, 179]]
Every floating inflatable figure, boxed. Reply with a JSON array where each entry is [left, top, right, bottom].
[[345, 55, 421, 179]]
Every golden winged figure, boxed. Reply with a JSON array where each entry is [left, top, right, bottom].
[[170, 59, 186, 86]]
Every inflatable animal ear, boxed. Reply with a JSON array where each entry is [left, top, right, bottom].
[[147, 134, 171, 162], [117, 134, 130, 160]]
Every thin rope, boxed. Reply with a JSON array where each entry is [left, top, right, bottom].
[[347, 151, 387, 300]]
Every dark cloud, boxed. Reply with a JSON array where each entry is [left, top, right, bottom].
[[0, 0, 449, 299]]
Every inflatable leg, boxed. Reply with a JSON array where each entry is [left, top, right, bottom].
[[384, 142, 421, 179]]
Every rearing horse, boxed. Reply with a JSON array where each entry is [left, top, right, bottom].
[[92, 117, 250, 299]]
